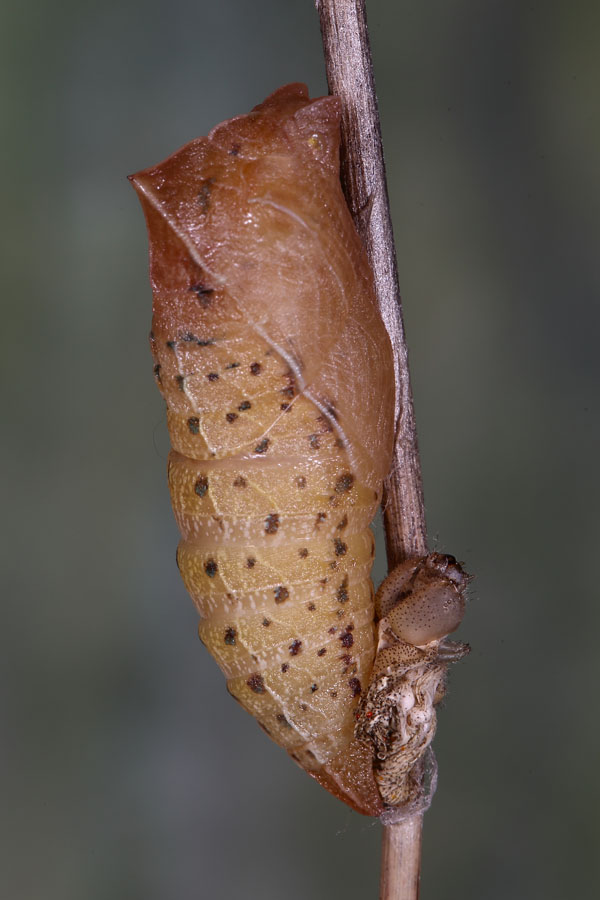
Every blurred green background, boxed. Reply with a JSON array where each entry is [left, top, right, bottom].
[[2, 0, 599, 897]]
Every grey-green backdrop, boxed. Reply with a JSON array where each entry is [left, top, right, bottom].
[[2, 1, 599, 898]]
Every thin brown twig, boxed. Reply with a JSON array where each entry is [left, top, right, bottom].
[[315, 1, 427, 898]]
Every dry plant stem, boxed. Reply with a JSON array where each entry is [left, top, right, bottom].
[[380, 817, 423, 900], [316, 1, 427, 898], [315, 0, 426, 571]]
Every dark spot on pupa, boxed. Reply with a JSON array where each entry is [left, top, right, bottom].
[[298, 548, 309, 558], [187, 417, 200, 434], [348, 677, 362, 697], [307, 602, 316, 611], [340, 631, 354, 648], [246, 557, 256, 570], [316, 415, 333, 433], [289, 640, 302, 656], [309, 434, 320, 449], [296, 476, 307, 489], [280, 402, 290, 411], [335, 473, 354, 493], [233, 476, 247, 488], [188, 332, 214, 346], [300, 703, 308, 711], [175, 375, 185, 391], [337, 515, 348, 531], [166, 340, 176, 350], [149, 330, 155, 340], [276, 713, 292, 728], [317, 648, 327, 657], [337, 577, 349, 604], [325, 402, 339, 422], [189, 283, 214, 307], [310, 683, 318, 693], [281, 663, 289, 673], [204, 559, 218, 577], [262, 617, 271, 627], [194, 476, 208, 497], [281, 385, 295, 399], [224, 627, 236, 645], [328, 626, 337, 634], [274, 586, 289, 604], [334, 538, 348, 556], [319, 578, 328, 587], [250, 362, 262, 375], [329, 560, 339, 571], [247, 673, 265, 694], [226, 412, 238, 423], [180, 332, 197, 342], [254, 438, 270, 454], [335, 438, 345, 449], [207, 372, 219, 382], [238, 400, 251, 411], [198, 177, 214, 212], [315, 512, 327, 527], [225, 361, 240, 370], [229, 143, 241, 156], [330, 690, 338, 699], [264, 514, 279, 534], [153, 364, 162, 384]]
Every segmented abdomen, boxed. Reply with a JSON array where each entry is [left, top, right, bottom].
[[153, 319, 382, 813]]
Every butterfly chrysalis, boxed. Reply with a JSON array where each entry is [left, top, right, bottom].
[[131, 83, 467, 816]]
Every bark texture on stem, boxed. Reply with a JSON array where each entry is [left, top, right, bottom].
[[380, 817, 423, 900], [315, 0, 427, 570], [316, 2, 428, 898]]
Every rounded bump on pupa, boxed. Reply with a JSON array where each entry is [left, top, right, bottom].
[[386, 582, 465, 646]]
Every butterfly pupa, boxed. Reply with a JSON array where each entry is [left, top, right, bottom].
[[130, 83, 396, 816]]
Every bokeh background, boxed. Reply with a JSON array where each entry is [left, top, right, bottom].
[[2, 0, 599, 897]]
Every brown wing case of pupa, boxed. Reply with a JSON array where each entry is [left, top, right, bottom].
[[130, 83, 395, 816]]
